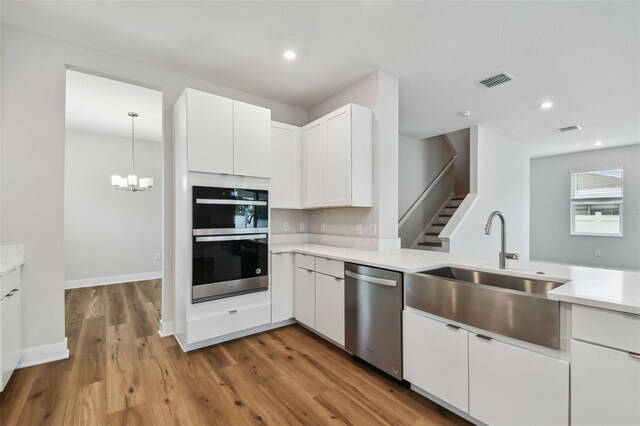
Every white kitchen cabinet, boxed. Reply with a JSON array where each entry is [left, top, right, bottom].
[[294, 266, 316, 328], [179, 88, 271, 178], [270, 122, 301, 208], [403, 311, 469, 412], [302, 104, 372, 208], [1, 268, 23, 391], [302, 121, 326, 208], [234, 100, 271, 178], [571, 339, 640, 426], [186, 88, 234, 174], [271, 252, 294, 323], [468, 332, 569, 426], [315, 273, 345, 346]]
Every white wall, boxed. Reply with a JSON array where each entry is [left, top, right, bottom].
[[270, 209, 309, 235], [0, 26, 308, 360], [530, 144, 640, 270], [449, 126, 530, 261], [64, 130, 162, 285], [307, 71, 400, 244]]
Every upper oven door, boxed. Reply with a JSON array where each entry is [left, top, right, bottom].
[[192, 186, 268, 233]]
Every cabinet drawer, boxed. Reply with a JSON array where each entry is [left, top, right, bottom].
[[315, 257, 344, 279], [295, 253, 315, 271], [187, 303, 270, 344], [0, 266, 22, 300], [573, 305, 640, 353]]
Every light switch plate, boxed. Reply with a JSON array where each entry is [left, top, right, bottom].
[[370, 224, 377, 236], [594, 249, 601, 257], [283, 222, 290, 232], [154, 253, 161, 261]]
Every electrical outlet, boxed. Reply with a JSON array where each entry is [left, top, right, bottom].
[[283, 222, 290, 232], [299, 222, 305, 232], [370, 223, 377, 236], [321, 222, 326, 233], [594, 249, 601, 257], [356, 224, 363, 235], [154, 253, 161, 261]]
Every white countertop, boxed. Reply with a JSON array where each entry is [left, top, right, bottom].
[[272, 243, 640, 315], [1, 244, 25, 277]]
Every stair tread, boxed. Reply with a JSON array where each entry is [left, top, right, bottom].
[[439, 214, 453, 217], [432, 223, 444, 227], [418, 242, 442, 247], [451, 197, 465, 201], [425, 232, 440, 236]]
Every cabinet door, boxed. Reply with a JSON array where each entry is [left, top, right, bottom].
[[186, 89, 234, 174], [271, 253, 294, 323], [271, 123, 301, 208], [469, 333, 569, 426], [302, 121, 326, 208], [403, 311, 469, 412], [315, 273, 345, 345], [324, 108, 352, 207], [572, 340, 640, 426], [294, 267, 315, 328], [234, 101, 271, 178]]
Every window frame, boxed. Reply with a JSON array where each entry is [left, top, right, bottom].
[[569, 167, 624, 238]]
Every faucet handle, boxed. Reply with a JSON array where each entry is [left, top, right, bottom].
[[505, 252, 519, 260]]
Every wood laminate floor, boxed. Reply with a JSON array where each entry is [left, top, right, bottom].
[[0, 280, 469, 425]]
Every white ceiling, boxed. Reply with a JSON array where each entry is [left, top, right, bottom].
[[65, 70, 163, 142], [5, 1, 640, 157]]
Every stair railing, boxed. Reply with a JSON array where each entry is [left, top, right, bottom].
[[398, 154, 458, 228]]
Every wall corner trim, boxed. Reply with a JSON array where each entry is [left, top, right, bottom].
[[18, 338, 69, 368]]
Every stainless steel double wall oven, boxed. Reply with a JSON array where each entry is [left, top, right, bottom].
[[191, 186, 269, 303]]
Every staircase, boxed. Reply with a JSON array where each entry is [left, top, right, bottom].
[[417, 195, 466, 251]]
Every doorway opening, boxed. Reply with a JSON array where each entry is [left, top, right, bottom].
[[63, 69, 164, 349]]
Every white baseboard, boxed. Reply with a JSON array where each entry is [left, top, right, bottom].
[[158, 319, 175, 337], [65, 271, 162, 289], [18, 338, 69, 368]]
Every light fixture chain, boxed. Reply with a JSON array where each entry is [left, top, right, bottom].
[[131, 113, 136, 175]]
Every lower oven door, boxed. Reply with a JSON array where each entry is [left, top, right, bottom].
[[192, 233, 268, 303]]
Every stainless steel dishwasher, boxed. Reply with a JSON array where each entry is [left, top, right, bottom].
[[345, 263, 403, 380]]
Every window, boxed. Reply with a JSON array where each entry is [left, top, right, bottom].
[[570, 168, 623, 236]]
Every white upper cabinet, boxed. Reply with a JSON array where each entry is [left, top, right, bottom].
[[182, 88, 271, 178], [234, 100, 271, 178], [270, 122, 301, 208], [186, 88, 234, 174], [302, 121, 326, 208], [302, 104, 372, 209]]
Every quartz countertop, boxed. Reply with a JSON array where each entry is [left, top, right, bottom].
[[271, 243, 640, 315], [1, 244, 25, 277]]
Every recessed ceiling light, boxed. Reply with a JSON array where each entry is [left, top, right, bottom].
[[540, 101, 554, 109], [283, 49, 296, 60], [595, 140, 603, 147]]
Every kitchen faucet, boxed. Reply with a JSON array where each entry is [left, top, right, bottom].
[[484, 211, 519, 269]]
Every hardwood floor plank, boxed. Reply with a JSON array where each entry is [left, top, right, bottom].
[[106, 324, 146, 414], [2, 280, 469, 426]]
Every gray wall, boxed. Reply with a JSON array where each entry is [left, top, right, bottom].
[[530, 144, 640, 270], [64, 130, 162, 284], [398, 134, 453, 218]]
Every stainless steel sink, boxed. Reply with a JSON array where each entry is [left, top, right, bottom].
[[405, 266, 569, 349]]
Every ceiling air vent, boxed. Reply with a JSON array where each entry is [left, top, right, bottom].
[[558, 125, 582, 133], [479, 72, 514, 88]]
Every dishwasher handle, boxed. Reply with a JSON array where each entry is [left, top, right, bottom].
[[345, 270, 398, 287]]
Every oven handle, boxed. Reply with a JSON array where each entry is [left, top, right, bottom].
[[195, 234, 268, 243], [195, 199, 267, 206]]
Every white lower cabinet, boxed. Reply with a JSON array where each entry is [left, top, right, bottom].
[[315, 273, 345, 346], [571, 339, 640, 425], [468, 332, 569, 426], [403, 311, 469, 412], [294, 267, 316, 328], [1, 281, 23, 391], [271, 253, 294, 323]]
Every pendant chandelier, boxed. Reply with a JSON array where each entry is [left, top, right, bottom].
[[111, 112, 154, 192]]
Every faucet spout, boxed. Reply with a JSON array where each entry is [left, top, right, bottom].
[[485, 211, 518, 269]]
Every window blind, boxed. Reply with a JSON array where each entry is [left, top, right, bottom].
[[570, 168, 623, 201]]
